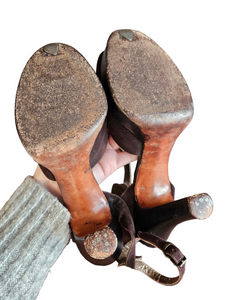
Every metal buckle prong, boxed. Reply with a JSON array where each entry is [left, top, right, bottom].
[[178, 256, 187, 268]]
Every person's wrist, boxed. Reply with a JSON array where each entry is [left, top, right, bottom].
[[33, 165, 63, 201]]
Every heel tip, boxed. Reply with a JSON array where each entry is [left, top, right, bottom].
[[84, 226, 117, 260], [188, 193, 213, 220]]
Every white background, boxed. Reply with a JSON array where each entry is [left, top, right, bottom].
[[0, 1, 224, 299]]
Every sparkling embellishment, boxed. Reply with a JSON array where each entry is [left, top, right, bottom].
[[84, 227, 118, 260], [188, 193, 213, 220]]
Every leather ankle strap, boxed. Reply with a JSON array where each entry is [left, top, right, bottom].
[[117, 232, 186, 286]]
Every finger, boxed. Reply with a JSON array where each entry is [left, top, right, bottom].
[[108, 135, 121, 151], [33, 165, 62, 200], [116, 152, 138, 169], [92, 163, 105, 185]]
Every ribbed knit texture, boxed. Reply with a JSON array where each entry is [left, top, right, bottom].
[[0, 176, 71, 300]]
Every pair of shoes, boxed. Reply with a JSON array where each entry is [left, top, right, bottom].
[[15, 29, 213, 285]]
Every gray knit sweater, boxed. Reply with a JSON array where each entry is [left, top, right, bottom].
[[0, 176, 71, 300]]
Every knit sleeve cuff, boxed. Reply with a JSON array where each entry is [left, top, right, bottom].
[[0, 176, 71, 300]]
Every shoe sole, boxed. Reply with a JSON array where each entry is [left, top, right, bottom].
[[15, 43, 111, 237]]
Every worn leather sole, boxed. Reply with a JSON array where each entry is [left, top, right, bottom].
[[15, 43, 111, 237], [97, 29, 194, 209]]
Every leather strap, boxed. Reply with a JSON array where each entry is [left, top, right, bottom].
[[111, 164, 131, 197], [117, 232, 186, 286], [104, 192, 136, 269], [39, 164, 56, 181]]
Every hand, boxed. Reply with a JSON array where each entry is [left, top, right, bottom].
[[92, 135, 137, 184], [33, 135, 137, 199]]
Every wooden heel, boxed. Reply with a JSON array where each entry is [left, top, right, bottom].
[[72, 192, 136, 267], [135, 121, 190, 208], [15, 43, 111, 237], [37, 147, 111, 237]]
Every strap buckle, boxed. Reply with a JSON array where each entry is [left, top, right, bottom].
[[163, 243, 187, 268]]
